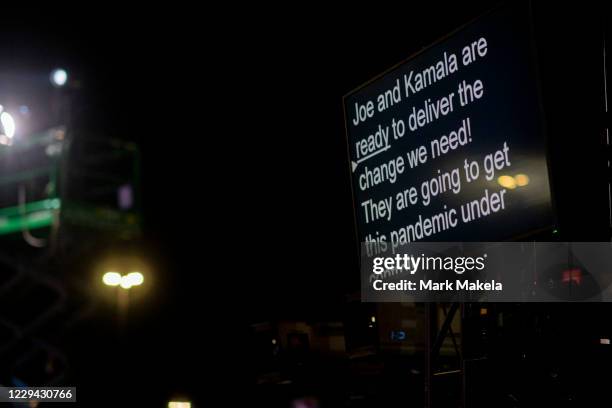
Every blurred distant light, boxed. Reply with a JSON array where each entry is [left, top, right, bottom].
[[370, 316, 376, 323], [120, 275, 133, 289], [118, 184, 134, 210], [497, 175, 516, 190], [272, 338, 277, 345], [168, 402, 191, 408], [601, 338, 611, 345], [291, 397, 320, 408], [514, 173, 530, 187], [1, 112, 15, 139], [50, 68, 68, 87], [125, 272, 144, 287], [45, 143, 63, 157], [102, 272, 122, 286], [0, 135, 12, 146], [562, 268, 582, 285]]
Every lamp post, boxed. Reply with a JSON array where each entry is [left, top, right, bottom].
[[102, 271, 144, 331]]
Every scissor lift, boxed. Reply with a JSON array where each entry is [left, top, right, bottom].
[[0, 127, 141, 386]]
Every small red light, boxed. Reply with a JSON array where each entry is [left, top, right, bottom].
[[561, 268, 582, 285]]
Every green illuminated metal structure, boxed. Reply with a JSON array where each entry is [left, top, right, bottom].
[[0, 127, 141, 239], [0, 126, 141, 386], [0, 198, 60, 235]]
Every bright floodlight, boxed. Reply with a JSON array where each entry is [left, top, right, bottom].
[[103, 272, 122, 286], [125, 272, 144, 287], [120, 275, 133, 289], [1, 112, 15, 139], [50, 68, 68, 87]]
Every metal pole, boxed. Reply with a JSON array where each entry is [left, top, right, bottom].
[[425, 303, 436, 408]]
